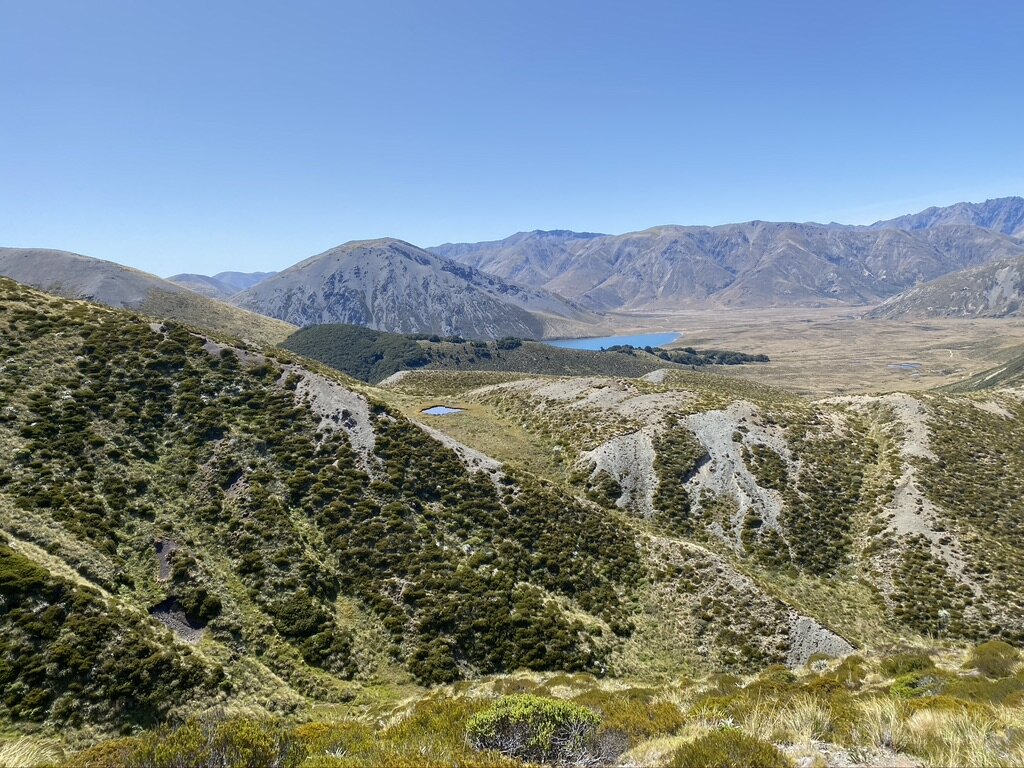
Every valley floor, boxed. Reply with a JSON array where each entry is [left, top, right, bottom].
[[604, 307, 1024, 396]]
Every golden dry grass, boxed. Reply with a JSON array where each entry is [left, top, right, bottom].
[[605, 306, 1024, 396]]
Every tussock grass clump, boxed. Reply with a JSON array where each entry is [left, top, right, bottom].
[[0, 738, 64, 768], [572, 686, 686, 743], [880, 651, 935, 679], [667, 728, 790, 768], [964, 639, 1020, 678]]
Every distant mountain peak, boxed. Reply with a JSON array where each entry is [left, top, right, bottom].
[[870, 196, 1024, 237], [232, 238, 598, 339]]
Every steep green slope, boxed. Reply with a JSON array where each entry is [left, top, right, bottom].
[[0, 278, 640, 730]]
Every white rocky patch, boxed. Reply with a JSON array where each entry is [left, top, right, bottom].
[[415, 422, 503, 478], [786, 616, 855, 666], [683, 401, 791, 545], [579, 430, 658, 516], [294, 373, 376, 462]]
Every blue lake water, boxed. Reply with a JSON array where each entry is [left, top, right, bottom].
[[544, 332, 681, 351], [422, 405, 464, 416]]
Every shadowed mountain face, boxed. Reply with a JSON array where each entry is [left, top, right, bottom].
[[869, 252, 1024, 319], [231, 238, 599, 339], [431, 219, 1024, 310], [870, 196, 1024, 237]]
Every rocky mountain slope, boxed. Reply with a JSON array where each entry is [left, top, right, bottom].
[[868, 253, 1024, 319], [430, 199, 1024, 311], [871, 196, 1024, 237], [231, 238, 601, 339], [0, 248, 293, 345], [167, 270, 277, 299], [430, 230, 607, 287]]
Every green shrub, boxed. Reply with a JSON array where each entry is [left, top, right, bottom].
[[466, 694, 601, 765], [123, 716, 303, 768], [572, 688, 685, 742], [667, 728, 791, 768], [964, 640, 1019, 678], [880, 652, 935, 678], [889, 671, 949, 699]]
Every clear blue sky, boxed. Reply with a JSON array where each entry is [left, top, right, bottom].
[[2, 0, 1022, 275]]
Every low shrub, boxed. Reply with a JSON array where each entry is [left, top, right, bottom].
[[466, 694, 601, 765], [667, 728, 791, 768], [880, 652, 935, 679], [964, 640, 1019, 678], [889, 671, 950, 699], [572, 687, 685, 742]]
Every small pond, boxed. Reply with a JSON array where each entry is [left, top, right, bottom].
[[887, 363, 922, 372], [544, 332, 681, 351], [422, 405, 464, 416]]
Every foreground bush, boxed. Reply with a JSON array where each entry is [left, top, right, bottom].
[[965, 640, 1019, 678], [68, 715, 303, 768], [466, 694, 601, 765], [668, 728, 790, 768]]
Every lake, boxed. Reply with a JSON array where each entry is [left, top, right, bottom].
[[422, 405, 464, 416], [544, 332, 681, 351]]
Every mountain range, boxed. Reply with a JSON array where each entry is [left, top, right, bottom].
[[430, 197, 1024, 312], [4, 197, 1024, 340], [870, 196, 1024, 237], [167, 270, 277, 299]]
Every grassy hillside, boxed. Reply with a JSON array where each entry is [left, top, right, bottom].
[[941, 346, 1024, 392], [6, 278, 1024, 766], [141, 289, 295, 346], [0, 278, 639, 723]]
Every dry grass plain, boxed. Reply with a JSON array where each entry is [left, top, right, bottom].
[[605, 307, 1024, 396]]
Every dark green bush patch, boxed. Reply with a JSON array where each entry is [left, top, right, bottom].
[[0, 544, 217, 728]]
